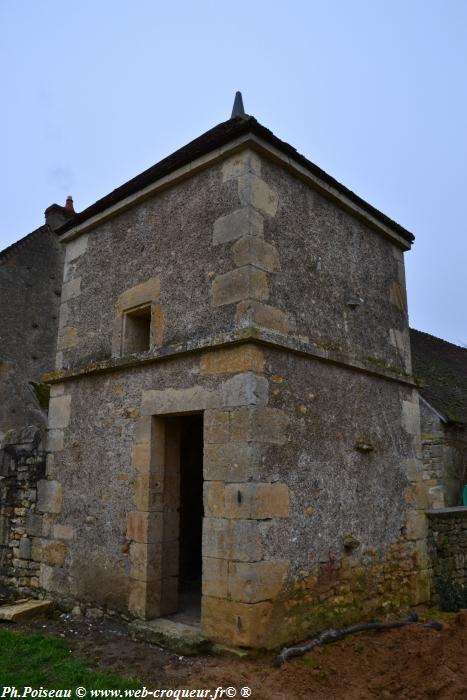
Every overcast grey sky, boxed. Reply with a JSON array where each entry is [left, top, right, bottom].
[[1, 0, 466, 344]]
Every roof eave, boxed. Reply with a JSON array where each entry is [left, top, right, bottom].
[[57, 118, 414, 250]]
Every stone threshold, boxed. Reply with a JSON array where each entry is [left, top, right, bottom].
[[0, 599, 53, 622], [129, 617, 211, 656], [43, 328, 416, 388]]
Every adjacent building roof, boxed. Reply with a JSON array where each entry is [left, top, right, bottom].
[[410, 328, 467, 425], [0, 225, 49, 265], [57, 115, 414, 243]]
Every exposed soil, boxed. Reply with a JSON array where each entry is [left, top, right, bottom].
[[4, 610, 467, 699]]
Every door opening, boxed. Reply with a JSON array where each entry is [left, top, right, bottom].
[[175, 413, 204, 622]]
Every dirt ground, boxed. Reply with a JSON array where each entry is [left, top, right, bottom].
[[4, 609, 467, 700]]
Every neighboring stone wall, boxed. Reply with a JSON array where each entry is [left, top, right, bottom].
[[0, 426, 45, 595], [0, 226, 64, 437], [428, 508, 467, 605], [419, 398, 466, 507]]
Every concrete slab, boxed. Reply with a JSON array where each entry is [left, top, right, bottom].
[[0, 599, 53, 622], [129, 618, 211, 656]]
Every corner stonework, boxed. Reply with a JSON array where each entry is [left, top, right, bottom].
[[35, 383, 72, 594], [56, 234, 88, 368], [127, 345, 291, 647], [211, 149, 289, 336]]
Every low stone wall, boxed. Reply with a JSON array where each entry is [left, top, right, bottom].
[[0, 426, 45, 595], [427, 508, 467, 607]]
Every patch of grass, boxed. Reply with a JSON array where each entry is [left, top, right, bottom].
[[0, 629, 141, 691]]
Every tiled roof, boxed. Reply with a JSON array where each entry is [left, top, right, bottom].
[[410, 328, 467, 425], [0, 225, 49, 265], [57, 115, 414, 243]]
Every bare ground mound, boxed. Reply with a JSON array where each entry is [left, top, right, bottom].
[[5, 610, 467, 699]]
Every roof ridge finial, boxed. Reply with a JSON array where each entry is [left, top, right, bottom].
[[231, 91, 246, 119]]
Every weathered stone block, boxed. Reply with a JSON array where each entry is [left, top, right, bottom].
[[228, 560, 288, 603], [115, 276, 160, 310], [52, 524, 74, 541], [233, 237, 280, 272], [64, 234, 88, 264], [31, 537, 43, 562], [18, 537, 31, 560], [202, 557, 228, 598], [132, 443, 152, 473], [406, 510, 427, 540], [133, 474, 164, 511], [390, 281, 408, 313], [200, 345, 264, 376], [129, 542, 162, 581], [41, 540, 67, 566], [201, 596, 273, 647], [0, 599, 53, 622], [428, 485, 445, 509], [150, 304, 165, 348], [237, 173, 279, 217], [221, 372, 269, 408], [402, 399, 421, 436], [213, 207, 264, 245], [230, 407, 289, 444], [404, 481, 429, 509], [203, 481, 226, 518], [50, 383, 66, 398], [61, 276, 81, 302], [47, 429, 64, 452], [141, 385, 218, 416], [224, 483, 289, 519], [235, 300, 289, 334], [57, 326, 78, 350], [204, 443, 262, 482], [127, 511, 163, 543], [128, 578, 162, 619], [202, 518, 263, 561], [48, 395, 71, 430], [211, 266, 269, 307], [204, 410, 230, 444], [134, 416, 152, 445], [222, 150, 262, 181], [36, 480, 63, 514], [25, 512, 43, 537], [404, 458, 423, 482]]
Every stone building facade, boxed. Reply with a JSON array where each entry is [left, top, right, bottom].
[[1, 110, 465, 648], [0, 211, 67, 438], [411, 329, 467, 509]]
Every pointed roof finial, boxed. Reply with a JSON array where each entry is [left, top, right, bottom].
[[231, 91, 246, 119]]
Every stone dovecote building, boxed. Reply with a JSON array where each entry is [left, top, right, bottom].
[[1, 98, 465, 649]]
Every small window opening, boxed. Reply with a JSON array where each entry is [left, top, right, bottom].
[[123, 304, 151, 354]]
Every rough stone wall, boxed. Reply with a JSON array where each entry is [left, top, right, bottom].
[[259, 157, 412, 373], [0, 426, 45, 594], [428, 509, 467, 604], [55, 148, 410, 378], [39, 342, 430, 647], [40, 146, 426, 647], [229, 347, 430, 646], [419, 398, 466, 507], [0, 226, 64, 437]]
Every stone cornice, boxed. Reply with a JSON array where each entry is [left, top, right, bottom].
[[43, 328, 416, 388]]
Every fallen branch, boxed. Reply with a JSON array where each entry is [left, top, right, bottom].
[[273, 612, 443, 667]]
